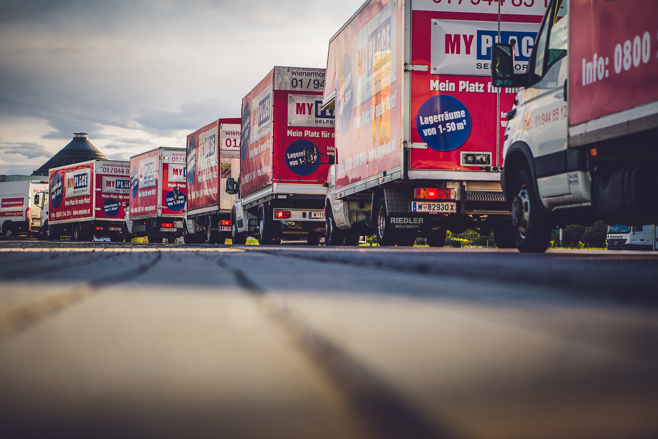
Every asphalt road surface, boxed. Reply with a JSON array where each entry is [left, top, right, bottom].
[[1, 242, 657, 439]]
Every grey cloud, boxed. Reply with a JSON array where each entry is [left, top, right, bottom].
[[1, 143, 51, 159]]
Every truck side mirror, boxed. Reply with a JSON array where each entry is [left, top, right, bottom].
[[34, 194, 40, 205], [305, 146, 335, 165], [491, 44, 528, 88], [226, 178, 238, 195]]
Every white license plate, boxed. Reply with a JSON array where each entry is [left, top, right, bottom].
[[160, 227, 176, 232], [220, 226, 231, 232], [309, 211, 325, 219], [411, 201, 456, 213], [108, 227, 122, 231]]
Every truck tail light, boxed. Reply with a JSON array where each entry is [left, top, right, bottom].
[[25, 207, 30, 221], [414, 188, 455, 200], [162, 223, 174, 228], [275, 210, 291, 219], [95, 226, 104, 231], [220, 220, 231, 226]]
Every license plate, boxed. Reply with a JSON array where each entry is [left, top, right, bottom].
[[309, 211, 325, 219], [220, 226, 231, 232], [411, 201, 456, 213], [108, 227, 122, 231], [174, 221, 183, 228], [160, 227, 176, 232]]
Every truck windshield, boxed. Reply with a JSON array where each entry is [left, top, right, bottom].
[[547, 0, 567, 66], [608, 225, 630, 234]]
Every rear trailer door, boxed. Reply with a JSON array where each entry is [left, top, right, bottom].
[[408, 1, 544, 173]]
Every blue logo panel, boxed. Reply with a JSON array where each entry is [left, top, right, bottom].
[[165, 189, 186, 212], [285, 139, 319, 176], [50, 172, 63, 209], [187, 136, 196, 185], [103, 199, 120, 217], [130, 165, 139, 198], [241, 103, 251, 160], [416, 95, 471, 152]]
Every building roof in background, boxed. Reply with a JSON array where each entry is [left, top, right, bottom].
[[32, 133, 108, 176]]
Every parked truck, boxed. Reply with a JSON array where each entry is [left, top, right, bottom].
[[226, 66, 335, 245], [317, 0, 545, 246], [184, 118, 241, 244], [0, 180, 48, 237], [129, 147, 187, 243], [491, 0, 658, 252], [46, 160, 129, 241]]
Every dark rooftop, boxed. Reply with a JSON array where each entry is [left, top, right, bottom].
[[32, 133, 108, 176]]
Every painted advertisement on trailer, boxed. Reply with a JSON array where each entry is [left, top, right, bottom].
[[325, 0, 404, 191], [161, 150, 187, 216], [95, 161, 130, 220], [49, 161, 95, 223], [569, 0, 658, 127], [130, 149, 159, 219], [409, 0, 544, 170], [272, 67, 335, 184], [240, 70, 275, 197], [187, 120, 219, 211]]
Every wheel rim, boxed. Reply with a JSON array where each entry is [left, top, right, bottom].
[[515, 186, 531, 239], [207, 221, 212, 243], [259, 212, 265, 242], [377, 205, 386, 240], [73, 226, 79, 240]]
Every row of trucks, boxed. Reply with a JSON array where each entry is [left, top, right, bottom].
[[30, 0, 658, 252]]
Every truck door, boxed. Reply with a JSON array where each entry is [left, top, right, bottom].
[[524, 0, 570, 200]]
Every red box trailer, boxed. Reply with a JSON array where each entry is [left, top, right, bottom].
[[129, 147, 186, 243], [184, 118, 241, 244], [228, 66, 335, 245], [47, 160, 129, 241]]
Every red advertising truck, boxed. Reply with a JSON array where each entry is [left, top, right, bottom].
[[226, 66, 335, 245], [129, 147, 186, 243], [491, 0, 658, 252], [46, 160, 129, 241], [319, 0, 545, 246], [184, 118, 241, 244]]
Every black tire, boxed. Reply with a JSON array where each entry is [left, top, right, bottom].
[[343, 235, 360, 246], [46, 223, 59, 241], [72, 224, 82, 241], [183, 222, 194, 244], [325, 206, 344, 246], [376, 195, 398, 246], [147, 221, 158, 243], [428, 229, 447, 247], [510, 169, 552, 253], [206, 217, 219, 244], [3, 222, 14, 237], [258, 206, 275, 245], [492, 220, 516, 248], [231, 210, 247, 245], [123, 225, 133, 243], [306, 236, 320, 246]]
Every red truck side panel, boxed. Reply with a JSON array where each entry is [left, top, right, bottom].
[[49, 160, 129, 223], [130, 149, 159, 218], [187, 118, 241, 213], [569, 0, 658, 127]]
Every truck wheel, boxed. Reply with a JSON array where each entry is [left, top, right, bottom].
[[231, 212, 247, 245], [258, 207, 275, 245], [72, 224, 82, 241], [147, 221, 158, 243], [428, 229, 447, 247], [46, 223, 59, 241], [376, 196, 397, 246], [183, 224, 193, 244], [206, 218, 219, 244], [325, 207, 344, 246], [343, 235, 360, 246], [510, 169, 552, 253], [493, 220, 516, 249], [4, 223, 14, 237]]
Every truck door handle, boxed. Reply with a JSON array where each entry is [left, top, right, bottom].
[[563, 79, 568, 102]]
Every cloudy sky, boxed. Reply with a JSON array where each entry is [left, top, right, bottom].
[[0, 0, 359, 175]]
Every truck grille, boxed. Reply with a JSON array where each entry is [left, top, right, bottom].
[[464, 191, 508, 213]]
